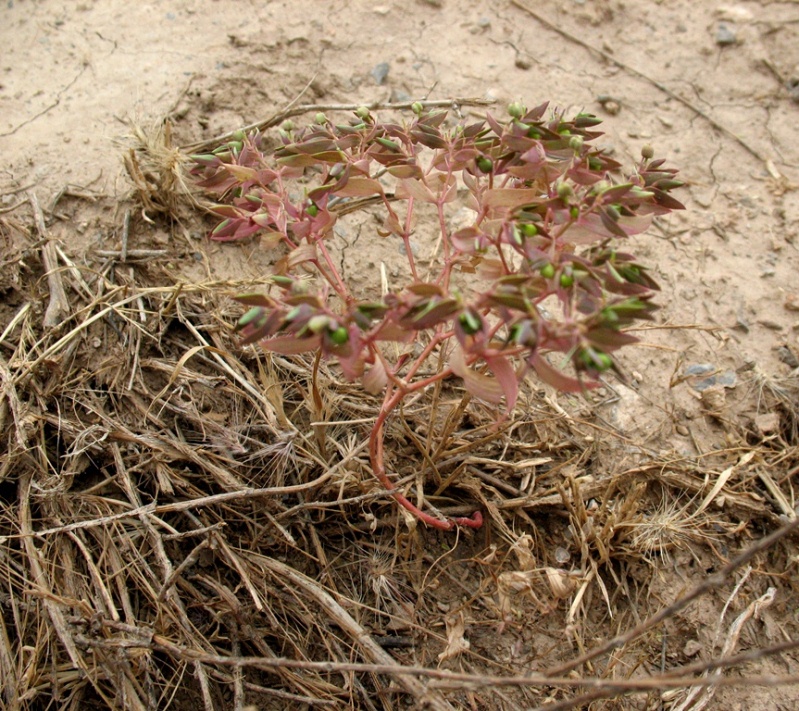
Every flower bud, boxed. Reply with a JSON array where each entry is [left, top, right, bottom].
[[412, 101, 424, 115], [641, 144, 654, 160]]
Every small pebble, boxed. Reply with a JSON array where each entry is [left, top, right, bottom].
[[399, 241, 420, 258], [701, 385, 726, 413], [684, 363, 715, 377], [371, 62, 390, 85], [554, 547, 570, 564], [684, 363, 737, 392], [735, 310, 750, 332], [684, 640, 702, 657], [676, 425, 689, 436], [515, 56, 532, 70], [597, 95, 621, 115], [716, 23, 737, 46], [777, 345, 799, 368], [784, 294, 799, 312], [755, 412, 780, 436]]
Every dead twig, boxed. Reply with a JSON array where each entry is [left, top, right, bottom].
[[29, 191, 70, 327], [181, 97, 495, 153]]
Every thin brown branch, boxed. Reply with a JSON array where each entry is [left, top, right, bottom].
[[181, 97, 495, 153], [150, 633, 799, 690]]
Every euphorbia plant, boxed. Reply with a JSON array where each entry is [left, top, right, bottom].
[[190, 101, 683, 530]]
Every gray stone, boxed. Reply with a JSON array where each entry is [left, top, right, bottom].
[[371, 62, 390, 85], [716, 23, 737, 46]]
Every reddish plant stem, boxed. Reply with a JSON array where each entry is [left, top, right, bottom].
[[369, 384, 483, 530], [367, 334, 483, 530], [402, 196, 419, 281], [314, 239, 350, 301]]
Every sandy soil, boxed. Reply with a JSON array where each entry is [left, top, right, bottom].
[[2, 1, 799, 709]]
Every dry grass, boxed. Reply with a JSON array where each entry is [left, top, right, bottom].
[[1, 118, 799, 710]]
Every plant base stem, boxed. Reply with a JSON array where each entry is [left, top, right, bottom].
[[369, 390, 483, 531]]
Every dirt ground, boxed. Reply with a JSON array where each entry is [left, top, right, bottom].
[[2, 1, 799, 709]]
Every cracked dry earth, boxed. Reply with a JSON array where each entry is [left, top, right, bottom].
[[2, 0, 799, 710]]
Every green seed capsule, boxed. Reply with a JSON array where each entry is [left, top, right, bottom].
[[595, 353, 613, 370], [508, 102, 525, 119], [579, 349, 613, 371], [307, 204, 319, 217], [521, 223, 538, 237], [641, 144, 655, 160], [329, 327, 349, 345], [412, 101, 424, 115], [458, 311, 482, 335], [375, 136, 401, 151], [559, 273, 574, 288], [191, 153, 218, 165], [314, 112, 328, 125], [476, 156, 493, 173], [308, 315, 331, 334], [355, 106, 371, 120], [540, 263, 555, 279]]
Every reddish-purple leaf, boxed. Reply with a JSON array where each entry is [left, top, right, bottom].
[[261, 334, 322, 355], [333, 176, 382, 198], [287, 243, 318, 268], [530, 352, 595, 393], [485, 354, 519, 410], [449, 345, 503, 404], [484, 188, 541, 211], [363, 358, 388, 395], [234, 293, 273, 307]]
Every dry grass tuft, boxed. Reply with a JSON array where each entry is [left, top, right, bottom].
[[122, 118, 210, 222]]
